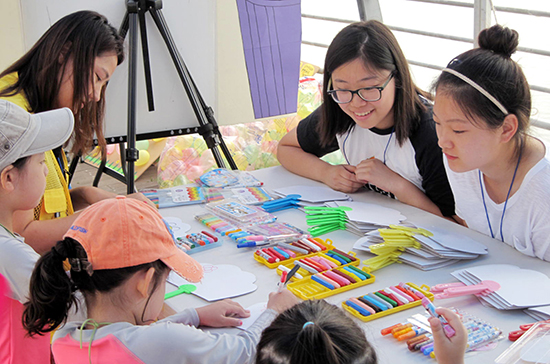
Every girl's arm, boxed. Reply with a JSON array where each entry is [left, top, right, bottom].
[[70, 187, 156, 211], [277, 128, 364, 193], [13, 209, 81, 255], [354, 158, 444, 216]]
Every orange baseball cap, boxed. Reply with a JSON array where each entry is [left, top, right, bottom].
[[64, 196, 203, 283]]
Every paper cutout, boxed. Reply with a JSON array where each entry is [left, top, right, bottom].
[[273, 185, 350, 203], [411, 222, 488, 255], [163, 217, 191, 240], [525, 305, 550, 321], [452, 264, 550, 309], [335, 201, 406, 227], [167, 263, 257, 302], [237, 302, 268, 331]]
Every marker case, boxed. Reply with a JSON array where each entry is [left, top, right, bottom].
[[274, 250, 360, 281], [286, 266, 375, 300], [342, 282, 434, 322], [253, 238, 334, 269]]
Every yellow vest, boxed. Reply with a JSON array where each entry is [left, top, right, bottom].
[[0, 73, 74, 220]]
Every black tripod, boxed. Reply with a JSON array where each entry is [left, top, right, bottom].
[[113, 0, 237, 194]]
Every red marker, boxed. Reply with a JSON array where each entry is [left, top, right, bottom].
[[201, 230, 218, 242], [278, 271, 288, 292]]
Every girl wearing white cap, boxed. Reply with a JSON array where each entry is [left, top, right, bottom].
[[0, 100, 74, 363], [433, 25, 550, 260]]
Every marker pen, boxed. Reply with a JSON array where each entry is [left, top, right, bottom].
[[256, 250, 276, 263], [277, 265, 304, 280], [237, 240, 272, 248], [331, 268, 356, 284], [277, 271, 287, 293], [422, 298, 455, 338], [201, 231, 218, 242], [277, 242, 308, 255]]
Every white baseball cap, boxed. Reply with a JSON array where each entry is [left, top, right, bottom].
[[0, 100, 74, 171]]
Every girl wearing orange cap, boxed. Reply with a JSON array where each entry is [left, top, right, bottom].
[[23, 197, 299, 364]]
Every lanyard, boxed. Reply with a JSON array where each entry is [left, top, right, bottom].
[[478, 145, 523, 242]]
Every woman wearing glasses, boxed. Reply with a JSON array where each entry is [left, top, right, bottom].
[[277, 21, 454, 217]]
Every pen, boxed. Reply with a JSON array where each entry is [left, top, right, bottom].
[[278, 264, 304, 280], [422, 298, 455, 338], [285, 265, 301, 284]]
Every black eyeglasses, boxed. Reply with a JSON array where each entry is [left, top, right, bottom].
[[327, 72, 394, 104]]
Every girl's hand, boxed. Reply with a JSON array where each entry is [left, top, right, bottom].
[[429, 307, 468, 364], [196, 299, 251, 328], [354, 158, 401, 193], [321, 164, 364, 193], [267, 289, 300, 313]]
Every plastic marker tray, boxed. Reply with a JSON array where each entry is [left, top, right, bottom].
[[253, 238, 333, 269], [275, 251, 360, 281], [342, 282, 434, 322], [287, 266, 375, 300], [185, 239, 222, 255]]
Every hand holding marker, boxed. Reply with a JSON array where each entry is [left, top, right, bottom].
[[277, 265, 301, 292], [422, 298, 456, 338]]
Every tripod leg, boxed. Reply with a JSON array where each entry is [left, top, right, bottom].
[[148, 7, 236, 170]]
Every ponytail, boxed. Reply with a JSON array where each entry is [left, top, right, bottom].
[[256, 300, 377, 364], [23, 238, 170, 336], [23, 239, 85, 336]]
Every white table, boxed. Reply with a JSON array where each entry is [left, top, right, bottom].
[[160, 166, 550, 364]]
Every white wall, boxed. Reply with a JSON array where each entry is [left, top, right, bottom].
[[216, 0, 256, 126], [0, 0, 24, 71]]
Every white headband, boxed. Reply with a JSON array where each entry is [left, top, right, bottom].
[[442, 68, 508, 115]]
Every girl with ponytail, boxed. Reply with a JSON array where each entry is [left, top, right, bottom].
[[433, 24, 550, 260], [23, 197, 298, 364], [255, 299, 466, 364]]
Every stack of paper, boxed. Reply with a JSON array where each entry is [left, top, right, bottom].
[[451, 264, 550, 310], [353, 223, 488, 270], [330, 201, 407, 235], [525, 306, 550, 321], [272, 185, 351, 207]]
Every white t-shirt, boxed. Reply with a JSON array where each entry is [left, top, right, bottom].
[[0, 226, 40, 302], [444, 149, 550, 261]]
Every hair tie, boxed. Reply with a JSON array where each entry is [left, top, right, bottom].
[[302, 321, 314, 329]]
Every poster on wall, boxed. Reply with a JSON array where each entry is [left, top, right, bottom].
[[236, 0, 302, 119]]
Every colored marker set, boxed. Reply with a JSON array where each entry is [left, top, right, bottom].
[[205, 200, 276, 226], [383, 308, 502, 359], [275, 248, 360, 282], [253, 238, 331, 268], [175, 231, 222, 255], [203, 187, 273, 205], [142, 186, 206, 208], [342, 282, 434, 322], [286, 264, 375, 300]]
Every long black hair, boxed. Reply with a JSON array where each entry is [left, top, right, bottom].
[[256, 300, 377, 364], [433, 24, 530, 159], [23, 238, 168, 336], [0, 10, 124, 157], [319, 20, 430, 147]]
